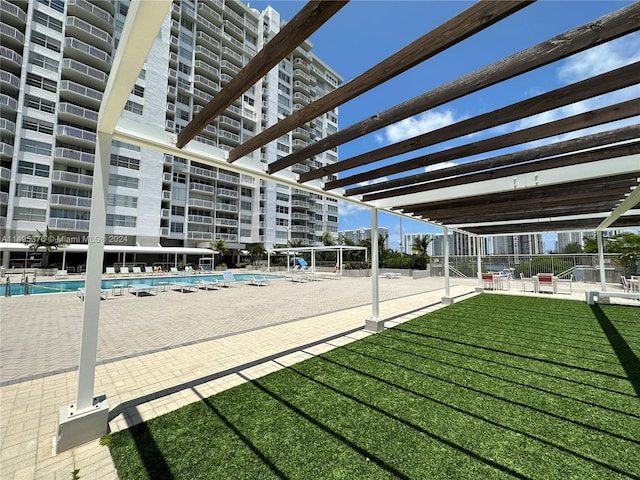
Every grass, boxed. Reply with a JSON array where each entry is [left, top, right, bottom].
[[107, 295, 640, 479]]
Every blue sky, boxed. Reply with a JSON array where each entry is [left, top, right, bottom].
[[247, 1, 639, 251]]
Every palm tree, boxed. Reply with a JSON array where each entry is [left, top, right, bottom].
[[23, 227, 66, 268], [246, 243, 266, 265], [210, 239, 229, 265], [411, 235, 432, 257], [321, 231, 336, 246]]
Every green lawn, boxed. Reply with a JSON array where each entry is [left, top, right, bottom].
[[107, 295, 640, 479]]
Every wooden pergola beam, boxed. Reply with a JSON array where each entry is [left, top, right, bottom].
[[288, 2, 640, 180], [326, 98, 640, 191], [225, 1, 533, 165], [463, 216, 640, 235], [306, 60, 639, 185], [397, 174, 636, 212], [360, 140, 640, 201], [176, 1, 348, 149]]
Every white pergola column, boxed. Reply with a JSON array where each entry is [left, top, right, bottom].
[[475, 235, 483, 292], [442, 226, 453, 304], [597, 230, 607, 292], [365, 208, 383, 332], [55, 0, 172, 454], [55, 132, 111, 453]]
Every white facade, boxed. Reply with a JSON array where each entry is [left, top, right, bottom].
[[0, 0, 341, 260]]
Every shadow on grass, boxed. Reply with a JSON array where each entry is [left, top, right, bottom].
[[286, 356, 635, 478], [123, 420, 174, 479], [379, 331, 638, 399], [591, 304, 640, 397]]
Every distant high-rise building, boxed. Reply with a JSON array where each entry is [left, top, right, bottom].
[[0, 0, 341, 265], [339, 227, 389, 245]]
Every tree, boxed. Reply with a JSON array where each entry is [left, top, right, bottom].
[[561, 242, 583, 254], [210, 240, 229, 264], [607, 232, 640, 275], [23, 227, 66, 268], [583, 237, 599, 253], [246, 243, 266, 264], [320, 231, 336, 246], [411, 235, 432, 257]]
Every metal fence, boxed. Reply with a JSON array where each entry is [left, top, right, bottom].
[[430, 254, 629, 284]]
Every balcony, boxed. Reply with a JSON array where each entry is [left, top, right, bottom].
[[220, 60, 240, 76], [0, 0, 26, 26], [194, 60, 219, 80], [223, 20, 243, 40], [49, 218, 90, 231], [0, 166, 10, 180], [197, 2, 222, 24], [194, 45, 219, 65], [64, 37, 111, 71], [0, 118, 15, 135], [162, 172, 172, 183], [161, 209, 170, 219], [0, 71, 19, 96], [215, 233, 237, 242], [193, 75, 219, 94], [292, 163, 310, 174], [0, 142, 14, 158], [65, 16, 112, 51], [160, 227, 169, 237], [0, 46, 22, 72], [215, 203, 238, 213], [51, 170, 93, 186], [58, 102, 99, 127], [189, 182, 215, 194], [0, 191, 8, 204], [61, 58, 108, 90], [188, 231, 214, 240], [214, 217, 238, 227], [196, 31, 220, 52], [189, 198, 214, 209], [59, 80, 103, 108], [162, 190, 171, 200], [0, 24, 24, 50], [67, 0, 113, 31], [216, 188, 238, 198], [0, 93, 18, 110], [54, 147, 95, 166], [217, 172, 239, 184], [188, 215, 213, 225], [56, 124, 96, 147], [49, 194, 92, 209]]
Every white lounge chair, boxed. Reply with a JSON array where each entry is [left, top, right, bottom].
[[120, 266, 130, 275], [171, 282, 198, 293], [222, 270, 243, 287], [77, 288, 109, 300], [127, 284, 158, 296], [105, 267, 116, 276], [194, 279, 221, 290], [170, 267, 180, 274], [145, 266, 155, 275], [55, 269, 68, 279], [248, 275, 269, 286], [132, 266, 143, 275]]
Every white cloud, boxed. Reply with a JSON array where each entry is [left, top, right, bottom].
[[338, 201, 369, 218], [378, 109, 457, 144], [424, 161, 458, 173], [358, 176, 388, 187], [558, 32, 640, 84]]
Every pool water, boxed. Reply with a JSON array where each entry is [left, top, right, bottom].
[[0, 273, 281, 297]]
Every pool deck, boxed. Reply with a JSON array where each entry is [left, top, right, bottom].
[[0, 273, 636, 479]]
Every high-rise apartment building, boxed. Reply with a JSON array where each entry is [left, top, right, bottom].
[[0, 0, 341, 265], [339, 227, 389, 245]]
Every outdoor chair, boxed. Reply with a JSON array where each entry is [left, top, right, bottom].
[[119, 266, 130, 275], [222, 270, 243, 287], [105, 267, 116, 276], [535, 273, 556, 294], [145, 266, 154, 275], [55, 269, 68, 279], [481, 273, 495, 290], [248, 275, 269, 286], [132, 266, 142, 275], [621, 275, 630, 292]]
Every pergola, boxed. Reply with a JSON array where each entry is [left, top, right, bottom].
[[268, 245, 368, 274], [57, 1, 640, 452]]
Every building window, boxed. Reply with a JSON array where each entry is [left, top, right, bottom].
[[15, 184, 48, 200], [132, 85, 144, 97], [22, 117, 54, 135], [29, 51, 59, 72], [38, 0, 64, 13], [19, 140, 52, 157], [110, 154, 140, 170], [24, 94, 56, 113], [276, 192, 289, 202], [108, 174, 138, 189], [112, 140, 141, 152], [26, 73, 57, 93], [107, 214, 136, 227], [13, 207, 47, 222], [171, 205, 185, 216], [124, 100, 143, 115], [32, 10, 63, 31], [107, 193, 138, 208], [170, 222, 183, 233], [31, 31, 60, 52], [276, 205, 289, 214], [178, 62, 191, 75]]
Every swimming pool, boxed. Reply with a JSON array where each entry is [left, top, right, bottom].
[[0, 273, 282, 297]]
